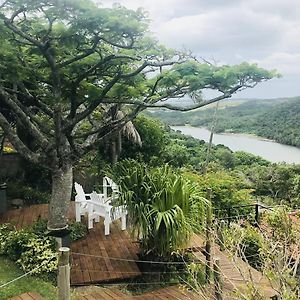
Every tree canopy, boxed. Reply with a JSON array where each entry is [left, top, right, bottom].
[[0, 0, 277, 231]]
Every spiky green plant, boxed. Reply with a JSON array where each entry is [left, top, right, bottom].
[[110, 160, 208, 257]]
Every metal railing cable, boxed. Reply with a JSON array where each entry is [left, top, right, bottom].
[[0, 261, 48, 289]]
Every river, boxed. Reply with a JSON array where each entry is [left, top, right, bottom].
[[172, 126, 300, 164]]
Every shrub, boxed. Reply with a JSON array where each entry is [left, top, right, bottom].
[[0, 224, 57, 275], [110, 160, 208, 258], [0, 224, 14, 254], [17, 238, 57, 274], [69, 221, 88, 241], [7, 182, 50, 204], [222, 223, 263, 270], [2, 229, 37, 261]]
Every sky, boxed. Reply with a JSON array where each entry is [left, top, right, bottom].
[[100, 0, 300, 99]]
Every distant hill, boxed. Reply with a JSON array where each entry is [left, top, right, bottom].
[[149, 96, 300, 147]]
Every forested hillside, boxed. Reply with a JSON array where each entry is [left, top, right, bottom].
[[151, 96, 300, 147]]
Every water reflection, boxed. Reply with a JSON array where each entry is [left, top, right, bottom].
[[172, 126, 300, 164]]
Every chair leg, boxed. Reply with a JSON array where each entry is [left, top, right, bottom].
[[88, 216, 94, 229], [75, 204, 81, 222], [104, 218, 110, 235], [121, 215, 126, 231]]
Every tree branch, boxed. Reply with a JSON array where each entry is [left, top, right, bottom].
[[0, 111, 40, 163], [79, 105, 143, 155], [0, 87, 51, 150], [68, 74, 121, 128], [99, 85, 242, 111], [57, 37, 101, 68]]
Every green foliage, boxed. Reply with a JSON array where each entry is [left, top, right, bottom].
[[184, 170, 253, 215], [17, 237, 57, 274], [7, 181, 50, 204], [245, 163, 300, 206], [110, 160, 208, 257], [1, 228, 37, 261], [234, 151, 270, 167], [69, 221, 88, 241], [0, 224, 57, 275], [31, 218, 88, 242], [241, 227, 263, 270], [266, 206, 296, 244], [162, 143, 190, 167], [222, 224, 263, 270], [121, 115, 167, 164], [184, 262, 206, 289]]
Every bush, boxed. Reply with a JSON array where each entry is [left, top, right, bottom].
[[2, 229, 37, 261], [17, 238, 57, 274], [222, 223, 263, 270], [0, 224, 57, 275], [69, 221, 88, 241], [0, 219, 88, 276], [7, 181, 50, 204], [241, 227, 263, 269]]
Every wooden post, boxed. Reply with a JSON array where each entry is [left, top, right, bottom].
[[255, 203, 259, 226], [58, 247, 70, 300], [213, 257, 223, 300], [205, 188, 213, 283], [218, 220, 225, 251]]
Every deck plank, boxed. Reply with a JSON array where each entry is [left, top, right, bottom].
[[9, 292, 45, 300]]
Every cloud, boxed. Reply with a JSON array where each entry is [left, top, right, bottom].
[[251, 52, 300, 75], [155, 7, 286, 55], [99, 0, 300, 97]]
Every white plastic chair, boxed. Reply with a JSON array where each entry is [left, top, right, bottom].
[[88, 191, 127, 235], [74, 182, 105, 222], [74, 182, 127, 235], [102, 176, 121, 201]]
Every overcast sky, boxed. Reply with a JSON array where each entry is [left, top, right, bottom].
[[100, 0, 300, 99]]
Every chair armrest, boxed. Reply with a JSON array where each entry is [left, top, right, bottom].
[[89, 200, 113, 211]]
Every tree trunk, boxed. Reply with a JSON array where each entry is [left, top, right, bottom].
[[48, 164, 73, 231]]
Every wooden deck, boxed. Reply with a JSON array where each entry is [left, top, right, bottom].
[[78, 285, 203, 300], [0, 204, 141, 285], [190, 234, 277, 299], [9, 292, 45, 300]]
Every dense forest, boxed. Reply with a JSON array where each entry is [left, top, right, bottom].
[[151, 96, 300, 147]]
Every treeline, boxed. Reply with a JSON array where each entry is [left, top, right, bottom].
[[119, 115, 300, 209], [150, 96, 300, 147]]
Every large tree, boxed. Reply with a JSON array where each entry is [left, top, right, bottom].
[[0, 0, 277, 231]]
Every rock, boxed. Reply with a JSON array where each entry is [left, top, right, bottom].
[[10, 198, 24, 208]]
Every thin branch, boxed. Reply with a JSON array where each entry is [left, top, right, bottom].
[[68, 74, 121, 128], [98, 35, 134, 49], [2, 15, 42, 47], [57, 37, 101, 68], [9, 6, 25, 22]]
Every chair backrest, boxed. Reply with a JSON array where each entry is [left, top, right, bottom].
[[90, 191, 106, 205], [103, 176, 119, 192], [74, 182, 86, 201]]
